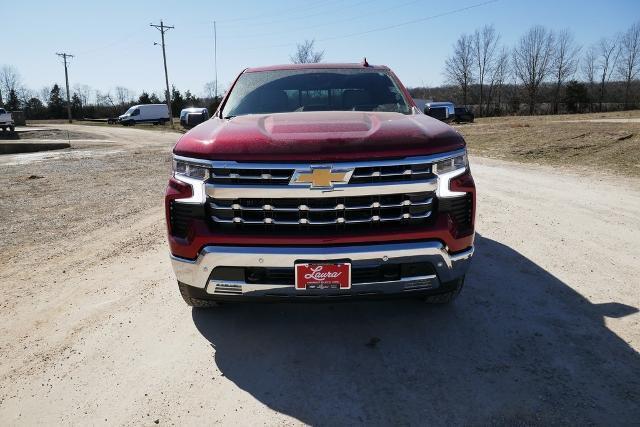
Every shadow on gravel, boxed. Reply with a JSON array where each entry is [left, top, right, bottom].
[[192, 234, 639, 425]]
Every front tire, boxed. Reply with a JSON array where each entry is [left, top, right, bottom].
[[423, 276, 465, 304]]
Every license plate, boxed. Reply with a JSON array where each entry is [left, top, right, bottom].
[[295, 262, 351, 290]]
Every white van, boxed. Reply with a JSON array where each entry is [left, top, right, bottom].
[[118, 104, 170, 125]]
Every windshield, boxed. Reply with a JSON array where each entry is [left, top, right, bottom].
[[124, 107, 135, 115], [221, 69, 411, 118]]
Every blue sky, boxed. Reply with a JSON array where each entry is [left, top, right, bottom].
[[5, 0, 640, 98]]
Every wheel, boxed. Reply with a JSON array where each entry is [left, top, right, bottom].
[[423, 276, 465, 304], [178, 282, 219, 308], [1, 126, 5, 132]]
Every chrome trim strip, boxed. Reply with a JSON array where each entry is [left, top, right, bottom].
[[170, 241, 474, 290], [211, 210, 432, 225], [206, 274, 439, 295], [173, 149, 466, 170], [352, 169, 431, 178], [206, 179, 437, 199], [209, 197, 433, 212]]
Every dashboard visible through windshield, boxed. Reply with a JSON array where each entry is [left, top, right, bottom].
[[221, 68, 411, 118]]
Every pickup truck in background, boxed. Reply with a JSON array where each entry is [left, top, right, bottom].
[[424, 102, 475, 123], [0, 108, 15, 132], [180, 107, 209, 129], [166, 63, 476, 307]]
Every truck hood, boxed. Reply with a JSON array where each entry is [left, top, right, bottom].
[[173, 111, 465, 161]]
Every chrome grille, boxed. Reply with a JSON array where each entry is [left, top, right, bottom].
[[208, 192, 434, 231], [350, 162, 433, 184], [210, 168, 294, 185], [205, 159, 434, 186]]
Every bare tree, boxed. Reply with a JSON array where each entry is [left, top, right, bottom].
[[595, 37, 620, 111], [203, 81, 218, 99], [617, 22, 640, 109], [486, 47, 510, 114], [551, 30, 581, 114], [38, 86, 51, 106], [445, 33, 474, 106], [0, 65, 21, 107], [583, 47, 597, 111], [290, 39, 324, 64], [472, 25, 499, 116], [73, 84, 92, 108], [96, 90, 116, 107], [17, 86, 32, 108], [512, 25, 555, 114], [115, 87, 134, 107]]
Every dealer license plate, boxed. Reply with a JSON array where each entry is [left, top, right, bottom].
[[295, 262, 351, 290]]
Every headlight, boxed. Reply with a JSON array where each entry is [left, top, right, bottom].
[[434, 152, 467, 175], [173, 159, 209, 180]]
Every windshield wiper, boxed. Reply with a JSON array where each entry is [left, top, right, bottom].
[[223, 115, 236, 119]]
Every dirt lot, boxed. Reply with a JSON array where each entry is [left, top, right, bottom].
[[0, 122, 639, 425], [456, 110, 640, 176]]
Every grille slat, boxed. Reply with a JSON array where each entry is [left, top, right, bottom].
[[208, 192, 434, 232], [210, 198, 432, 212], [349, 163, 434, 184]]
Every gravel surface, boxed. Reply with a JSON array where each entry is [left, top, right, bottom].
[[0, 124, 638, 425]]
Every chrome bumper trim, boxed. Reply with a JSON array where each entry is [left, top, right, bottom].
[[170, 241, 474, 293]]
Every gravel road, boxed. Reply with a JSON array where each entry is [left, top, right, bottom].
[[0, 125, 638, 425]]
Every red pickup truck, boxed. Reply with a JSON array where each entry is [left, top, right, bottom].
[[165, 63, 475, 307]]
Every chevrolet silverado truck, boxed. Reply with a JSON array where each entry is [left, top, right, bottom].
[[165, 63, 475, 307]]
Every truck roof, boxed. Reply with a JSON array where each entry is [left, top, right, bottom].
[[244, 63, 390, 73]]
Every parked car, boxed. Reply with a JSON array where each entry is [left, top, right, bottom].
[[180, 107, 209, 128], [425, 101, 455, 122], [454, 107, 474, 123], [118, 104, 170, 126], [0, 108, 15, 132], [166, 63, 475, 307]]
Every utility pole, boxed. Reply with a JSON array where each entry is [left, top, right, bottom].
[[56, 52, 74, 123], [150, 20, 175, 128], [213, 20, 218, 99]]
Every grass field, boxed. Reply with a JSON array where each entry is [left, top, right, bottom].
[[455, 110, 640, 177]]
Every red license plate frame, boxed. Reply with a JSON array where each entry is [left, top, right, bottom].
[[294, 262, 351, 290]]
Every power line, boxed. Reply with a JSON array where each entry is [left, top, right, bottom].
[[56, 52, 74, 123], [238, 0, 499, 51], [230, 0, 423, 41], [214, 0, 338, 24], [318, 0, 499, 42], [150, 20, 175, 129]]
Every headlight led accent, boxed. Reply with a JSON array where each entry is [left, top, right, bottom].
[[173, 159, 209, 180]]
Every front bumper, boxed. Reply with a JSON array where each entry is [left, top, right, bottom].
[[171, 241, 473, 299]]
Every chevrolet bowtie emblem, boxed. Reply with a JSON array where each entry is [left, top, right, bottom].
[[291, 167, 353, 189]]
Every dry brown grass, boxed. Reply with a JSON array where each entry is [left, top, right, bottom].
[[455, 110, 640, 176]]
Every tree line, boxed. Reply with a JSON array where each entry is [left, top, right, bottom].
[[0, 65, 220, 120], [412, 22, 640, 116]]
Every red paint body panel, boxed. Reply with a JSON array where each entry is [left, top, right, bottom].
[[173, 111, 464, 161]]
